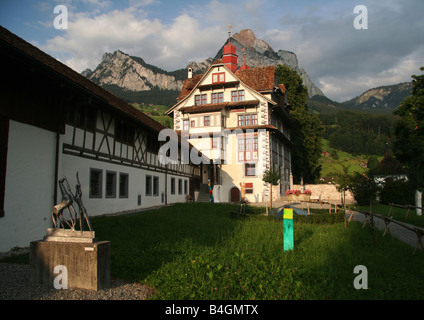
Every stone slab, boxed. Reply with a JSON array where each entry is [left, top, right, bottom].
[[44, 228, 96, 243], [30, 240, 110, 291]]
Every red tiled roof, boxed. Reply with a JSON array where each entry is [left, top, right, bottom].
[[235, 66, 276, 92], [0, 25, 166, 134], [176, 74, 204, 101]]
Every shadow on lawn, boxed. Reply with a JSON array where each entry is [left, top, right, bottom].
[[91, 203, 244, 282]]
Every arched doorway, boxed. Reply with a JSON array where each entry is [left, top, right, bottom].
[[230, 187, 240, 202]]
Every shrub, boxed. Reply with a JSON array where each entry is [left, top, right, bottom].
[[379, 178, 415, 206]]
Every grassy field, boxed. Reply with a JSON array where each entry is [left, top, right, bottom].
[[319, 139, 383, 178], [3, 203, 424, 300]]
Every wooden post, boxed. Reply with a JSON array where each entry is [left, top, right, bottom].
[[344, 191, 347, 228]]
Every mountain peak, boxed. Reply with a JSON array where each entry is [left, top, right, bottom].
[[232, 29, 274, 53]]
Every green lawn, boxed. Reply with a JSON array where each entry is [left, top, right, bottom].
[[94, 203, 424, 299], [3, 203, 424, 300]]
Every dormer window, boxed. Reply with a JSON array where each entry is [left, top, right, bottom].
[[212, 72, 225, 83]]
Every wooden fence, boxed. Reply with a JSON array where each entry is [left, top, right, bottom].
[[295, 199, 424, 255], [347, 203, 424, 255]]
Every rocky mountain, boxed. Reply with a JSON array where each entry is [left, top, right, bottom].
[[82, 50, 185, 92], [341, 82, 412, 113], [82, 29, 324, 104], [188, 29, 324, 98]]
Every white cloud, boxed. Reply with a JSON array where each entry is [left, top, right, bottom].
[[41, 4, 225, 73], [38, 0, 423, 102]]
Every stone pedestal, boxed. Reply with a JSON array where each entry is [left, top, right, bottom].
[[30, 239, 110, 291]]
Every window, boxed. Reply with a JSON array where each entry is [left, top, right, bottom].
[[145, 175, 152, 196], [67, 105, 97, 132], [115, 120, 135, 146], [105, 171, 116, 198], [195, 94, 207, 106], [245, 114, 251, 126], [204, 116, 210, 126], [237, 114, 258, 126], [238, 115, 244, 127], [153, 176, 159, 196], [184, 180, 188, 195], [178, 179, 182, 195], [191, 120, 195, 128], [211, 92, 223, 104], [146, 133, 160, 154], [171, 177, 175, 194], [89, 169, 102, 198], [245, 182, 254, 193], [119, 173, 129, 198], [245, 163, 256, 176], [237, 134, 258, 162], [183, 119, 189, 131], [231, 90, 245, 102], [212, 72, 225, 83]]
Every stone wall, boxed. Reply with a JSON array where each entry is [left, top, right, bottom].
[[292, 184, 355, 204]]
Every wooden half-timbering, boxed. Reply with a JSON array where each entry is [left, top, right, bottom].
[[0, 26, 201, 252], [62, 99, 196, 179]]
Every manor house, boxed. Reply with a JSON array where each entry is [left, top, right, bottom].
[[166, 31, 293, 203]]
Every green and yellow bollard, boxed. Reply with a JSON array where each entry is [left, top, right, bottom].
[[283, 208, 294, 251]]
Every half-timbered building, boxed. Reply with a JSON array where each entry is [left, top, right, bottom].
[[166, 31, 293, 203], [0, 26, 200, 252]]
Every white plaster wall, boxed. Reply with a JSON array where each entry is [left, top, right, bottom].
[[61, 153, 189, 217], [1, 121, 56, 252]]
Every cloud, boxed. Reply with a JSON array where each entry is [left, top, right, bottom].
[[42, 4, 224, 73], [262, 0, 424, 101], [39, 0, 423, 102]]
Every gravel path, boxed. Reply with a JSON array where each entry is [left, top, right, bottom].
[[0, 262, 155, 300]]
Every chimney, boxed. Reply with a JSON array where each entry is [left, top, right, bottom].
[[239, 50, 250, 70], [188, 67, 193, 79]]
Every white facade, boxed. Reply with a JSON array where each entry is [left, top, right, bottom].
[[1, 121, 57, 251], [167, 61, 293, 203]]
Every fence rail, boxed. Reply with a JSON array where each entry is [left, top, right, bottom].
[[348, 205, 424, 255], [293, 199, 424, 255]]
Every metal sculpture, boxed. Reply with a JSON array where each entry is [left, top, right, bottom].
[[51, 172, 93, 234]]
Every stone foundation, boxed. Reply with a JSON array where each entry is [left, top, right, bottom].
[[30, 239, 110, 291]]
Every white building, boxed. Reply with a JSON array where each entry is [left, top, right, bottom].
[[166, 32, 293, 203], [0, 26, 200, 252]]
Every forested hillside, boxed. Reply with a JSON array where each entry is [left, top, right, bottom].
[[318, 110, 399, 156]]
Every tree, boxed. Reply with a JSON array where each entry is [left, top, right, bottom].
[[262, 168, 280, 209], [276, 65, 324, 183], [394, 66, 424, 187]]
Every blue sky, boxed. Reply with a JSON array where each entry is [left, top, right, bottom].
[[1, 0, 423, 101]]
